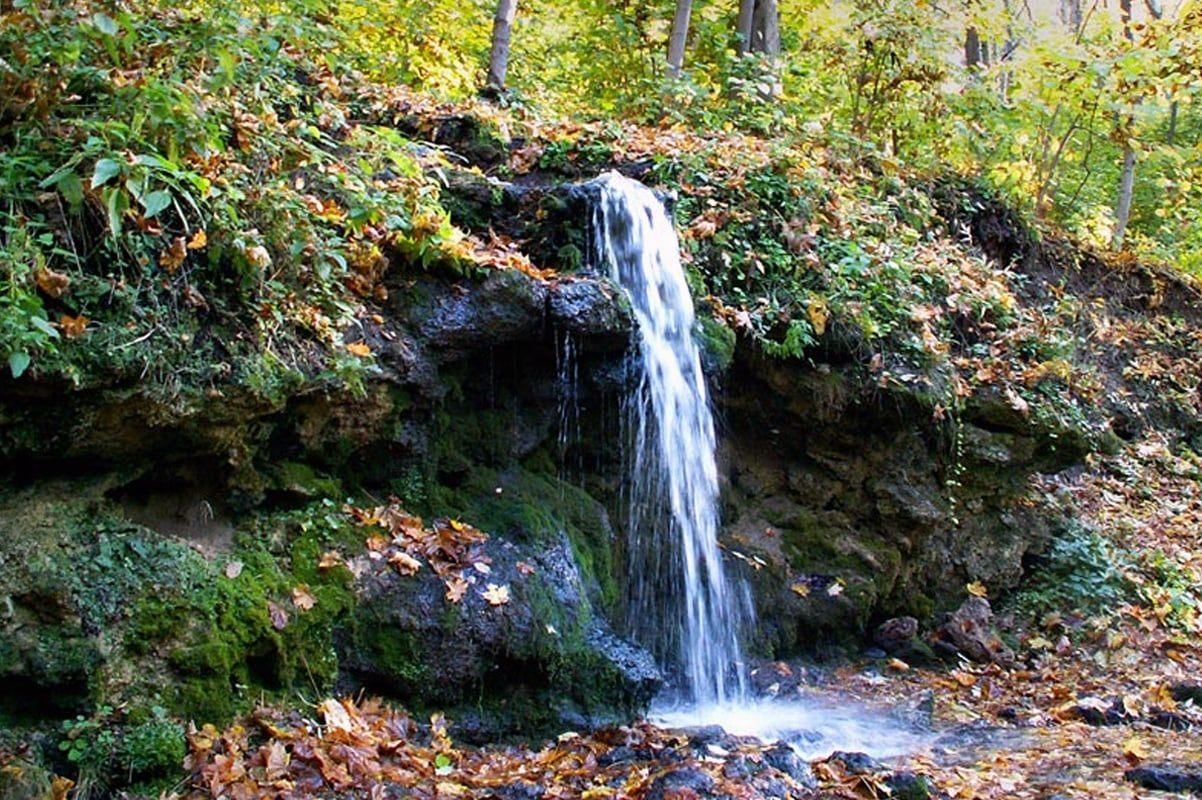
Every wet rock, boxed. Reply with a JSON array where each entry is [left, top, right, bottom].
[[930, 597, 1015, 666], [863, 647, 888, 660], [644, 767, 716, 800], [874, 617, 919, 651], [339, 532, 661, 739], [491, 781, 546, 800], [1148, 709, 1194, 731], [417, 270, 549, 359], [682, 724, 727, 747], [547, 279, 631, 344], [1125, 764, 1202, 792], [828, 751, 882, 775], [885, 771, 934, 800], [1170, 682, 1202, 705], [597, 746, 636, 767], [763, 743, 817, 788], [1065, 696, 1127, 726]]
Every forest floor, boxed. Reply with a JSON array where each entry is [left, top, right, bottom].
[[150, 435, 1202, 800]]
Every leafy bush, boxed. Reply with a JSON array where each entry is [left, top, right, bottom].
[[1010, 522, 1134, 619]]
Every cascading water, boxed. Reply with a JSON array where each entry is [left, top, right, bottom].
[[592, 171, 746, 707]]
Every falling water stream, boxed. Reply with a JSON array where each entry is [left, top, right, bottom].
[[588, 172, 928, 758], [592, 171, 746, 708]]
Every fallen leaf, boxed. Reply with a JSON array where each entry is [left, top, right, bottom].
[[58, 314, 89, 338], [888, 658, 910, 672], [318, 551, 343, 570], [263, 739, 290, 781], [826, 581, 844, 597], [319, 698, 353, 732], [482, 584, 510, 606], [187, 229, 208, 249], [966, 581, 988, 598], [1122, 736, 1147, 763], [346, 342, 372, 357], [160, 235, 187, 272], [516, 561, 536, 576], [292, 584, 316, 612], [444, 576, 468, 603], [50, 776, 74, 800], [224, 561, 243, 579], [35, 268, 70, 298], [790, 581, 811, 597], [389, 551, 422, 576], [268, 600, 289, 631]]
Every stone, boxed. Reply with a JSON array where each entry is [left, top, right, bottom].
[[874, 616, 919, 651], [930, 597, 1015, 666], [885, 771, 933, 800], [828, 751, 882, 775], [1170, 682, 1202, 706], [644, 767, 716, 800], [763, 743, 817, 788], [1125, 764, 1202, 793]]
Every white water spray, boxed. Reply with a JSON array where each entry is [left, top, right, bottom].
[[592, 171, 746, 707]]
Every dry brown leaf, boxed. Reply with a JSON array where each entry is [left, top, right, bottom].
[[292, 584, 316, 612], [389, 551, 422, 576], [444, 576, 469, 603]]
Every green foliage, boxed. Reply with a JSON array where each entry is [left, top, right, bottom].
[[118, 707, 186, 778], [0, 1, 467, 388], [1010, 522, 1134, 619]]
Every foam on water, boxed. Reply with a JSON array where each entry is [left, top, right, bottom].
[[653, 698, 931, 760]]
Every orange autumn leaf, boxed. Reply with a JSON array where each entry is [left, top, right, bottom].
[[160, 235, 187, 272], [346, 341, 372, 357], [187, 229, 208, 249], [58, 314, 89, 338], [35, 268, 70, 298]]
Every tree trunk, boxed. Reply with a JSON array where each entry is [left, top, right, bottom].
[[1112, 142, 1137, 250], [1111, 0, 1136, 251], [752, 0, 780, 56], [666, 0, 693, 78], [736, 0, 756, 56], [486, 0, 519, 91], [965, 26, 982, 69]]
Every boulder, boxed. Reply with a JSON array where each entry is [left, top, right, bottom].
[[930, 597, 1015, 666]]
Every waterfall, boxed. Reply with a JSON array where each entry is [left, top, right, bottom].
[[592, 171, 746, 707]]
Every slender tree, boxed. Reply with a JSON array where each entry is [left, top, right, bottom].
[[1112, 0, 1137, 250], [736, 0, 780, 57], [486, 0, 519, 91], [666, 0, 694, 78]]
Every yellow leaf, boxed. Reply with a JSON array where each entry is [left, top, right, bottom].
[[1122, 736, 1147, 763], [187, 229, 207, 250], [966, 581, 988, 598], [346, 341, 372, 357], [482, 583, 510, 606], [807, 294, 829, 336], [790, 581, 810, 597]]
